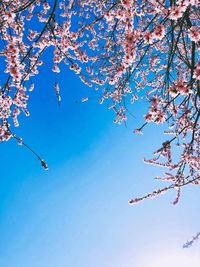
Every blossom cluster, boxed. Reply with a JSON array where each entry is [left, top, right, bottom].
[[0, 1, 199, 182]]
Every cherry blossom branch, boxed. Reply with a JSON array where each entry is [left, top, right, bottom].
[[12, 133, 48, 170]]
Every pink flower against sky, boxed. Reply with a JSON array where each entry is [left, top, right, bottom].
[[193, 64, 200, 81], [153, 24, 166, 40], [188, 26, 200, 43]]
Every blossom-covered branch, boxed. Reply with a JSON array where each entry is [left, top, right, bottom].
[[0, 1, 199, 193]]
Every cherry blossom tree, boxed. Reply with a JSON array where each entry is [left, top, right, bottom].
[[0, 0, 199, 210]]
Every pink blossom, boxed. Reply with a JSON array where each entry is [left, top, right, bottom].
[[193, 64, 200, 81], [144, 31, 154, 44], [3, 10, 15, 23], [175, 80, 191, 95], [169, 6, 184, 20], [188, 27, 200, 42], [153, 25, 166, 40]]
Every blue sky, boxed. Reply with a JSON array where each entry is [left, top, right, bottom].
[[0, 61, 200, 267]]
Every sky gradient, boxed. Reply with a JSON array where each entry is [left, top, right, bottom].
[[0, 62, 200, 267]]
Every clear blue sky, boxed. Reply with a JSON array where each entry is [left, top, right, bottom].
[[0, 59, 200, 267]]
